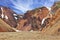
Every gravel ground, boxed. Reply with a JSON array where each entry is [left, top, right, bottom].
[[0, 32, 60, 40]]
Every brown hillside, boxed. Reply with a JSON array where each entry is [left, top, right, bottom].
[[41, 8, 60, 34], [0, 18, 17, 32]]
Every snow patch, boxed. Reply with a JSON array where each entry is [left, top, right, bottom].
[[5, 15, 8, 19]]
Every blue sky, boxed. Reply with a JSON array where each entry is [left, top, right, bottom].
[[0, 0, 59, 14]]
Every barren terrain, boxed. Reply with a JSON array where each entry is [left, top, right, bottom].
[[0, 32, 60, 40], [0, 18, 60, 40]]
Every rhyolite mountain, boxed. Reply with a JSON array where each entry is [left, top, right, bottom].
[[0, 1, 60, 32], [0, 6, 19, 28], [16, 1, 60, 31]]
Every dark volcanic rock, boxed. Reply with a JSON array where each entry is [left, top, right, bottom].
[[0, 6, 18, 28]]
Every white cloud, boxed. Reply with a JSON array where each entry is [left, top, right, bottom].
[[10, 0, 33, 13], [46, 7, 51, 11], [9, 0, 56, 13]]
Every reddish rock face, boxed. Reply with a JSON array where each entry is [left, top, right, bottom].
[[0, 26, 15, 32], [0, 6, 17, 28], [17, 7, 52, 31], [24, 7, 49, 20], [0, 26, 8, 32], [16, 19, 32, 31]]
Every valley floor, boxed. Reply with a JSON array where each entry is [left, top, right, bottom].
[[0, 32, 60, 40]]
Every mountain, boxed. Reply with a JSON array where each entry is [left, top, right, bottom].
[[41, 2, 60, 34], [51, 1, 60, 12], [0, 6, 18, 28], [43, 8, 60, 34], [16, 7, 52, 31], [0, 1, 60, 33], [16, 2, 60, 32]]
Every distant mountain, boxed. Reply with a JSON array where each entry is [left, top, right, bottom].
[[0, 3, 60, 32], [51, 1, 60, 12], [56, 1, 60, 7]]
